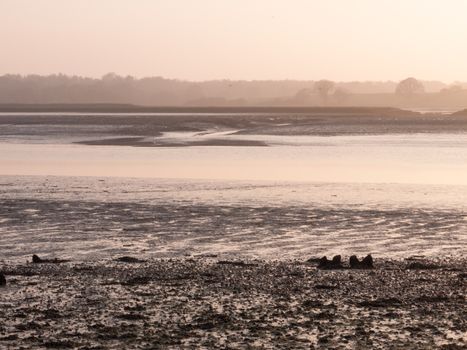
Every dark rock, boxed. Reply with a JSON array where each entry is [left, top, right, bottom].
[[349, 255, 360, 268], [122, 276, 151, 286], [32, 254, 69, 264], [115, 256, 145, 263], [318, 255, 344, 269], [302, 299, 323, 308], [332, 255, 342, 264], [315, 284, 338, 290], [217, 260, 257, 267], [358, 297, 402, 308], [42, 340, 75, 349], [42, 309, 62, 319], [32, 254, 43, 263], [318, 256, 329, 268], [415, 295, 449, 303], [116, 313, 146, 321], [349, 254, 374, 269], [406, 261, 440, 270], [361, 254, 373, 268], [0, 273, 6, 286]]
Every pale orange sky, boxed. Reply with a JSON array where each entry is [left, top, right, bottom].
[[1, 0, 467, 82]]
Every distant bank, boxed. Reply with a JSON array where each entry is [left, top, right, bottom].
[[0, 103, 426, 115]]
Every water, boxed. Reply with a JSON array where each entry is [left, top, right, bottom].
[[1, 133, 467, 184], [0, 113, 466, 261]]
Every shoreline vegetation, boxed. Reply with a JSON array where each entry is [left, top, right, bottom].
[[0, 103, 464, 115], [0, 104, 426, 114], [1, 75, 467, 109], [0, 256, 465, 349]]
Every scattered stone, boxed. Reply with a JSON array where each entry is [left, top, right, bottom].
[[32, 254, 69, 264], [318, 256, 330, 268], [217, 260, 257, 267], [315, 284, 339, 290], [122, 276, 151, 286], [332, 255, 342, 264], [0, 257, 465, 348], [415, 295, 449, 303], [350, 254, 374, 269], [358, 297, 402, 308], [406, 261, 441, 270], [116, 313, 146, 321], [32, 254, 43, 263], [302, 299, 323, 308], [361, 254, 373, 268], [115, 256, 145, 263], [0, 273, 6, 286], [318, 255, 344, 269], [194, 254, 218, 258], [349, 255, 360, 268]]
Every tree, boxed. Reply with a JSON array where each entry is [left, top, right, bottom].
[[395, 77, 425, 96], [333, 87, 350, 104], [314, 80, 335, 103], [440, 85, 463, 95], [294, 88, 313, 104]]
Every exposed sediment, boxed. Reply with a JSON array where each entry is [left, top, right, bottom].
[[0, 257, 465, 349]]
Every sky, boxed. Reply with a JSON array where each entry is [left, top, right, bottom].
[[1, 0, 467, 82]]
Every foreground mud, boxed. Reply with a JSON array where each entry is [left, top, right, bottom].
[[0, 257, 465, 349]]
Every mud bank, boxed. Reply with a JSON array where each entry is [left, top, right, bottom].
[[0, 257, 465, 349]]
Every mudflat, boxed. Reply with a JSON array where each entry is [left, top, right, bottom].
[[0, 257, 465, 349], [2, 107, 467, 148]]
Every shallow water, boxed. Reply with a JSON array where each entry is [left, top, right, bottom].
[[1, 113, 466, 261], [1, 133, 467, 184], [0, 176, 466, 261]]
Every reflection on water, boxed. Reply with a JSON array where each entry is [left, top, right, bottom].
[[0, 176, 466, 261], [1, 133, 467, 185], [1, 131, 467, 261]]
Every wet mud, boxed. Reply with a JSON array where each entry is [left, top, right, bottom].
[[0, 257, 465, 349]]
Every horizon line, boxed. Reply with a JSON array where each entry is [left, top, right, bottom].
[[1, 73, 465, 85]]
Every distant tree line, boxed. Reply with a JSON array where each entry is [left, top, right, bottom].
[[0, 73, 466, 108]]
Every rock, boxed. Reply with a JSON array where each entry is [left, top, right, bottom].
[[332, 255, 342, 265], [318, 255, 344, 269], [361, 254, 373, 268], [349, 255, 360, 268], [121, 276, 151, 286], [406, 261, 440, 270], [306, 257, 323, 264], [318, 256, 329, 268], [32, 254, 69, 264], [349, 254, 374, 269], [358, 297, 401, 308], [315, 284, 338, 290], [0, 273, 6, 286], [32, 254, 43, 263], [217, 261, 257, 267], [115, 256, 145, 263]]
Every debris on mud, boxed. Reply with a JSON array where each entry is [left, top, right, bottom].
[[0, 257, 465, 349]]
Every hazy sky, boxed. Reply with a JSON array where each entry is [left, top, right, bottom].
[[2, 0, 467, 82]]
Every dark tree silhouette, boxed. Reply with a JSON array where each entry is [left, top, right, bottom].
[[395, 77, 425, 96], [314, 80, 335, 103]]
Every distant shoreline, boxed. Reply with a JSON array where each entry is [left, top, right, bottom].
[[2, 106, 467, 142], [0, 103, 429, 114]]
